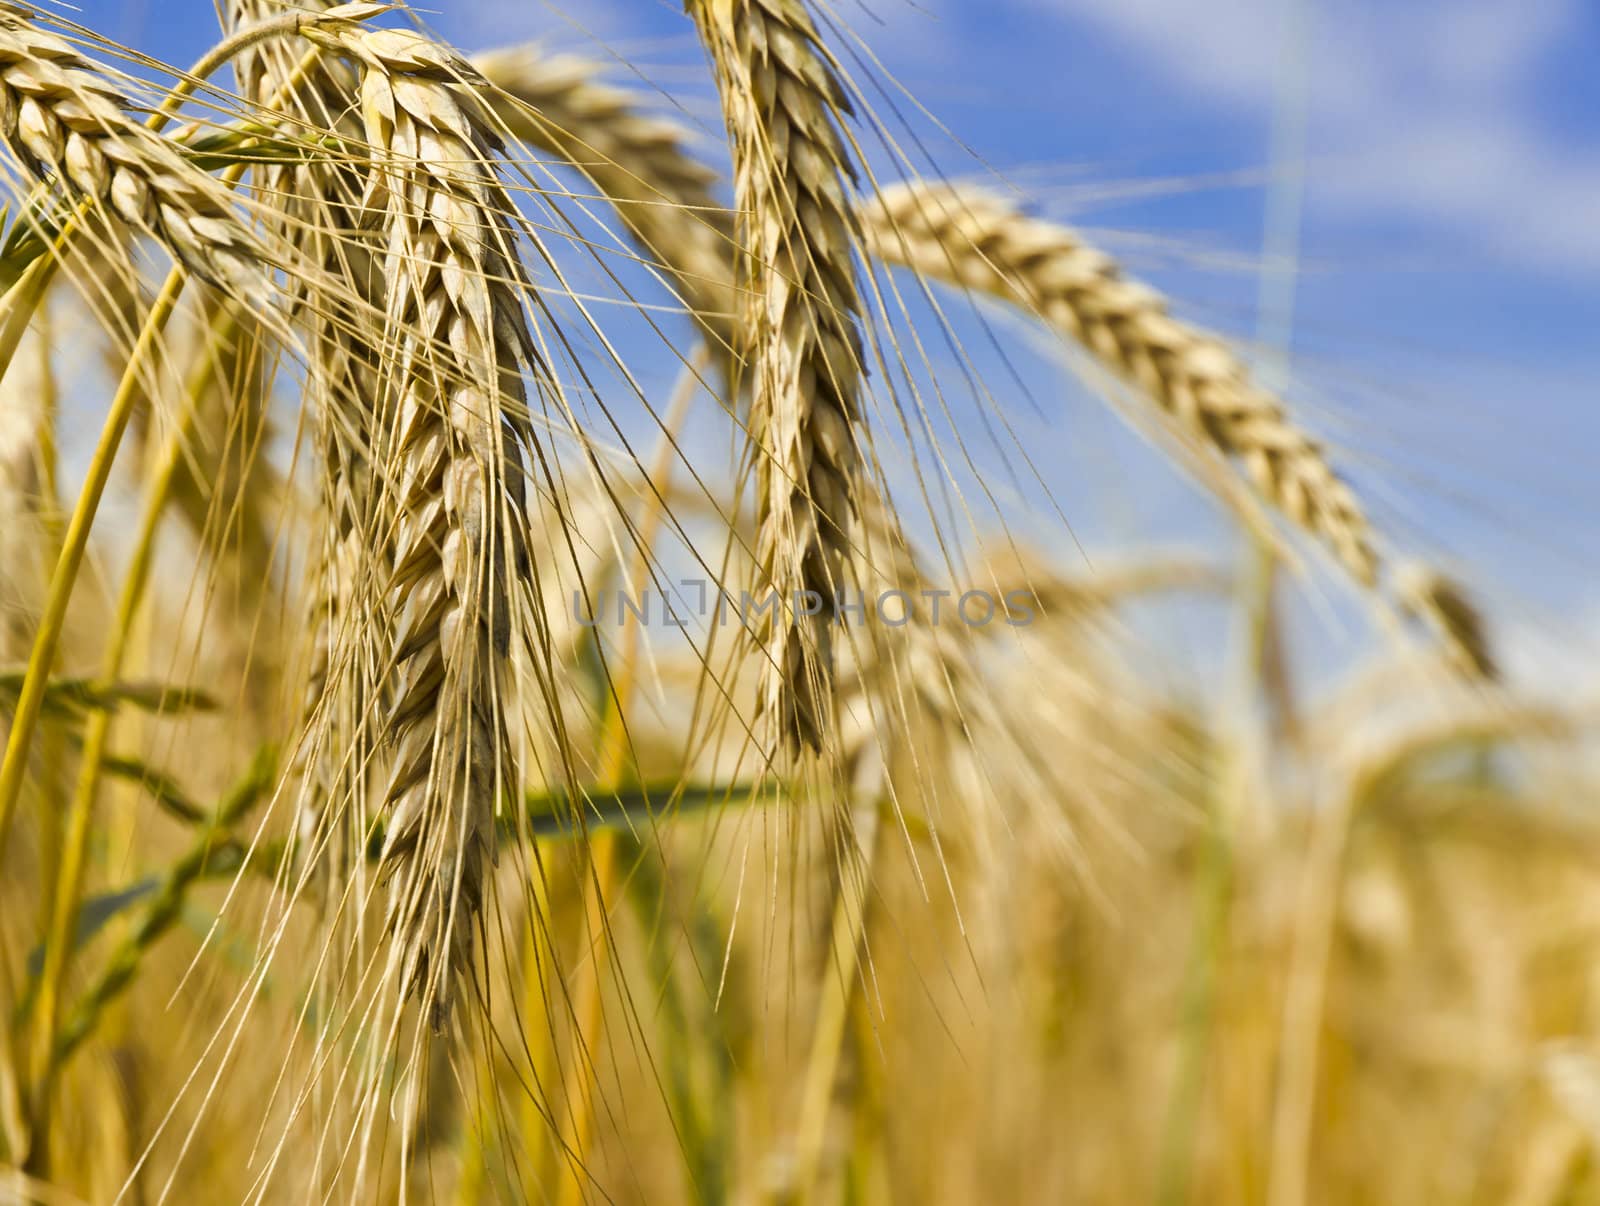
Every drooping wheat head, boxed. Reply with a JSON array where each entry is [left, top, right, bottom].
[[224, 0, 387, 898], [0, 7, 271, 300], [859, 181, 1379, 591], [687, 0, 868, 754], [304, 20, 547, 1025]]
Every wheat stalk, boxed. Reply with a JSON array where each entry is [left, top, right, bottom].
[[303, 20, 545, 1025], [687, 0, 867, 754], [858, 181, 1379, 591], [0, 9, 271, 300]]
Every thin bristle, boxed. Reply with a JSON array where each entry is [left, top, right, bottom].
[[837, 483, 977, 786], [688, 0, 867, 754], [473, 46, 738, 358]]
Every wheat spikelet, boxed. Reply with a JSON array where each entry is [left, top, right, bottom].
[[304, 21, 546, 1025], [0, 9, 270, 299], [687, 0, 867, 754], [859, 181, 1379, 591], [472, 46, 738, 357], [1396, 563, 1497, 680]]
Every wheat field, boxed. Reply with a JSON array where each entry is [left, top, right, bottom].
[[0, 1, 1595, 1202]]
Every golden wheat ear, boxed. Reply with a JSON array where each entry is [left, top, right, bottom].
[[221, 0, 387, 898], [0, 12, 274, 302], [300, 18, 552, 1026], [687, 0, 869, 756], [859, 181, 1379, 590], [856, 182, 1514, 680]]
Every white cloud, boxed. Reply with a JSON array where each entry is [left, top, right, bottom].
[[1009, 0, 1600, 272]]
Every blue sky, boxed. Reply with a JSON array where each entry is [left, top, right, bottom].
[[61, 0, 1600, 671]]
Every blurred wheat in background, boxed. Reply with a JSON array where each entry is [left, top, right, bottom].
[[0, 0, 1595, 1202]]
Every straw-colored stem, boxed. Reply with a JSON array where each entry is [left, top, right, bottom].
[[30, 303, 65, 908], [1265, 784, 1358, 1206]]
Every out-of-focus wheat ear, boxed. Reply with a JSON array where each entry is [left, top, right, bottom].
[[858, 181, 1380, 592], [687, 0, 868, 755], [306, 20, 545, 1027], [0, 11, 272, 302], [991, 552, 1232, 623], [837, 482, 977, 782], [1396, 563, 1498, 680], [473, 47, 739, 360]]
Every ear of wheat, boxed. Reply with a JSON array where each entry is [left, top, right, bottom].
[[858, 181, 1379, 591], [305, 20, 546, 1025], [0, 10, 271, 300], [687, 0, 867, 754]]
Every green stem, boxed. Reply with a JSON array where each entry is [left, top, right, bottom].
[[51, 749, 277, 1067]]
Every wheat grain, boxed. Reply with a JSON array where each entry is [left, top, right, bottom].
[[0, 9, 271, 300], [304, 20, 544, 1025], [859, 181, 1379, 590], [687, 0, 867, 754]]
